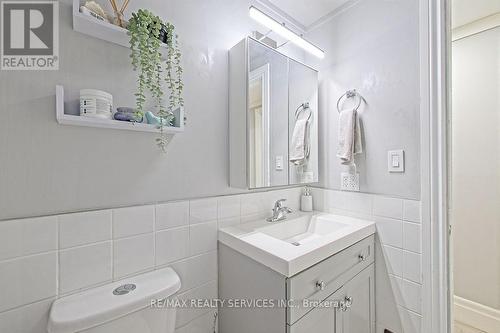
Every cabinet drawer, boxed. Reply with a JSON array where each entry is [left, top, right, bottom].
[[286, 235, 374, 324]]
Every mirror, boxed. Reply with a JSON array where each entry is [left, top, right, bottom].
[[229, 37, 318, 189], [248, 39, 289, 188], [288, 59, 319, 184], [248, 65, 269, 188]]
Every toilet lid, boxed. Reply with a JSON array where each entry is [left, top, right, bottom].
[[47, 267, 181, 333]]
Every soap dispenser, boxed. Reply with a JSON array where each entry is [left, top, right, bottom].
[[300, 186, 313, 212]]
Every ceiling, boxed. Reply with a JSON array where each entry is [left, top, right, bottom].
[[262, 0, 351, 30], [259, 0, 500, 31], [452, 0, 500, 28]]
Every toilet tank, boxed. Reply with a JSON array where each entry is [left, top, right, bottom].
[[47, 267, 181, 333]]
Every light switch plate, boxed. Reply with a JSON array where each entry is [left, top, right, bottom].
[[341, 172, 360, 191], [275, 155, 283, 171], [388, 150, 405, 172]]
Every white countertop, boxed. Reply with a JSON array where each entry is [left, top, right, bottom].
[[218, 211, 376, 277]]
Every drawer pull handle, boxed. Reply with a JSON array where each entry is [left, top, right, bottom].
[[315, 280, 326, 290], [358, 253, 366, 262], [341, 296, 353, 311]]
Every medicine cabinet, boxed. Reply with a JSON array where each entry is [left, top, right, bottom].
[[229, 37, 319, 189]]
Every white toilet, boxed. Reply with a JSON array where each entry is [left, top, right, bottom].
[[47, 268, 181, 333]]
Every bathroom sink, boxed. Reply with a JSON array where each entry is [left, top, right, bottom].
[[256, 214, 349, 246], [218, 212, 375, 277]]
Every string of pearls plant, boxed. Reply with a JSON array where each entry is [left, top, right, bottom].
[[128, 9, 184, 151]]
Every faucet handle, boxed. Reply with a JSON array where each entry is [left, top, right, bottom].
[[275, 199, 287, 208]]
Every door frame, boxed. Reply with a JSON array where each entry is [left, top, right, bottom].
[[249, 63, 271, 187], [422, 0, 452, 332]]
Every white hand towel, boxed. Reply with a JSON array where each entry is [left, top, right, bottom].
[[290, 112, 311, 166], [337, 109, 362, 165]]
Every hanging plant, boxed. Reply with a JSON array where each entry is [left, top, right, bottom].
[[127, 9, 184, 151]]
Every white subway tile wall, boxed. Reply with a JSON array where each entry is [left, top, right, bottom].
[[373, 196, 404, 219], [0, 186, 421, 333], [217, 195, 241, 220], [403, 250, 422, 284], [374, 216, 403, 248], [0, 253, 57, 313], [155, 227, 190, 266], [189, 221, 218, 256], [0, 187, 301, 333], [59, 241, 112, 294], [403, 200, 422, 224], [314, 188, 423, 333], [382, 245, 404, 277], [0, 298, 54, 333], [189, 198, 218, 225], [112, 205, 155, 239], [403, 222, 422, 254], [113, 233, 155, 278], [58, 210, 111, 249], [0, 216, 57, 261], [156, 201, 190, 230]]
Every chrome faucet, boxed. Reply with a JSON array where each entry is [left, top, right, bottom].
[[267, 199, 292, 222]]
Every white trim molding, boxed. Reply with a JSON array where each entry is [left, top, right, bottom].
[[452, 12, 500, 41], [454, 296, 500, 333], [423, 0, 452, 332]]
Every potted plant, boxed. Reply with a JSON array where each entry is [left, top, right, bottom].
[[127, 9, 184, 151]]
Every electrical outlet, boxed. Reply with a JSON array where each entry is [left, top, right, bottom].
[[341, 172, 360, 191], [301, 171, 314, 183]]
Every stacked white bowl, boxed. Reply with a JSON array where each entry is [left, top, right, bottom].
[[80, 89, 113, 119]]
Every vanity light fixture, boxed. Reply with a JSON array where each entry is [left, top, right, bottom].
[[249, 6, 325, 59]]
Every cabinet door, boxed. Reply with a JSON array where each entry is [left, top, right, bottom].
[[340, 265, 375, 333], [288, 287, 343, 333]]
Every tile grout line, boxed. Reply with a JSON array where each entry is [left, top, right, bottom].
[[153, 206, 157, 268], [175, 306, 218, 331], [56, 216, 60, 298], [0, 187, 306, 223], [187, 200, 192, 257], [0, 296, 56, 316], [59, 239, 113, 252], [111, 210, 114, 281], [0, 249, 59, 265]]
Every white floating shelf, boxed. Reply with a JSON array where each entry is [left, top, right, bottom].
[[72, 0, 168, 55], [56, 85, 184, 134]]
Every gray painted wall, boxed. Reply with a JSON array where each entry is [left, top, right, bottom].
[[305, 0, 421, 200], [0, 0, 295, 220], [0, 0, 422, 220]]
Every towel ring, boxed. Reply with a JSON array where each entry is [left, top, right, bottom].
[[337, 89, 364, 113], [295, 102, 312, 122]]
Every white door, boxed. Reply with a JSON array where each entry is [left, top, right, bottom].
[[451, 24, 500, 332]]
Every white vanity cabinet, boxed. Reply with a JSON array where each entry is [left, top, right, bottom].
[[218, 235, 375, 333], [289, 264, 375, 333]]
